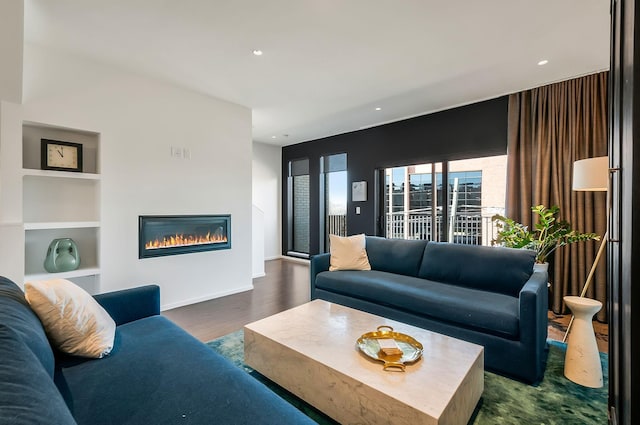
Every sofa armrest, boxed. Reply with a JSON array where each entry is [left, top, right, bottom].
[[310, 253, 331, 299], [93, 285, 160, 326], [518, 270, 548, 349]]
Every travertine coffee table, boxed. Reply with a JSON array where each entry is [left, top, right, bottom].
[[244, 300, 484, 425]]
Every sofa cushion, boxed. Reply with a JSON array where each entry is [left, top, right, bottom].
[[25, 279, 116, 358], [0, 276, 55, 377], [418, 242, 535, 297], [329, 233, 371, 271], [315, 270, 520, 338], [0, 324, 77, 425], [365, 236, 428, 277], [54, 315, 314, 425]]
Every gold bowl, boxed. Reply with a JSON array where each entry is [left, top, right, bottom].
[[356, 325, 423, 371]]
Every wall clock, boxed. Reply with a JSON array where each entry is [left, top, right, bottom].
[[41, 139, 83, 172]]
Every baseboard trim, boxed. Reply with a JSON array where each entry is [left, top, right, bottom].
[[281, 255, 310, 265], [161, 284, 254, 311]]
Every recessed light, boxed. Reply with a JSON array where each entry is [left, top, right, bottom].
[[375, 107, 382, 111], [271, 135, 277, 139], [253, 50, 263, 56], [538, 60, 549, 66]]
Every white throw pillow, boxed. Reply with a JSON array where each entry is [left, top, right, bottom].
[[24, 279, 116, 358], [329, 234, 371, 271]]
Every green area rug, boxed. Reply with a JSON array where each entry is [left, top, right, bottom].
[[207, 331, 608, 424]]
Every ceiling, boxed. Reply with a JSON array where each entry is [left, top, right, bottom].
[[24, 0, 610, 146]]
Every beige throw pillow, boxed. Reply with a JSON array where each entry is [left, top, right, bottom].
[[329, 234, 371, 271], [25, 279, 116, 358]]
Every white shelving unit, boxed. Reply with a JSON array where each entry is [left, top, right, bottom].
[[22, 168, 100, 180], [23, 221, 101, 230], [25, 268, 102, 282], [22, 122, 101, 293]]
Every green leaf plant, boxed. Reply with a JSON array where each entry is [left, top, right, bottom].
[[492, 205, 600, 264]]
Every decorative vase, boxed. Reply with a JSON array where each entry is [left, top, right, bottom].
[[533, 262, 551, 289], [44, 238, 80, 273], [533, 262, 549, 273]]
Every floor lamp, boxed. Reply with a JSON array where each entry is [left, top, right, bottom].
[[562, 156, 608, 388]]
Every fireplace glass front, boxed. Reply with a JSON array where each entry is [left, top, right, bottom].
[[138, 215, 231, 259]]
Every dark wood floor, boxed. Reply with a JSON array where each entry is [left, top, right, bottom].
[[163, 259, 311, 342], [163, 258, 608, 353]]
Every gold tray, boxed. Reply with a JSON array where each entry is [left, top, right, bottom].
[[356, 325, 423, 371]]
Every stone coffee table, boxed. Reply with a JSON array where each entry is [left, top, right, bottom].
[[244, 299, 484, 425]]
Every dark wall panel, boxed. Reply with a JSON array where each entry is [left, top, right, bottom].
[[608, 0, 638, 423], [282, 96, 509, 255]]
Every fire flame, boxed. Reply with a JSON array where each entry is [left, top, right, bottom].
[[145, 230, 227, 250]]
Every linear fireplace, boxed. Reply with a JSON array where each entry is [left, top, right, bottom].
[[138, 215, 231, 259]]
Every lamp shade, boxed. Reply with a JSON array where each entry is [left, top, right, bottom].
[[572, 156, 608, 192]]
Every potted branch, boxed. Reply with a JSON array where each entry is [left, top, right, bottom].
[[492, 205, 599, 271]]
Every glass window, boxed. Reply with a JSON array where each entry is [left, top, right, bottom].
[[288, 159, 310, 255], [385, 163, 443, 240], [322, 154, 348, 251], [448, 155, 507, 245], [383, 155, 506, 245]]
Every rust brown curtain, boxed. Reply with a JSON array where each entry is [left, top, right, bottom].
[[506, 71, 608, 321]]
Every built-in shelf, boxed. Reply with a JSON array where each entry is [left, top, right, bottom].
[[21, 121, 101, 292], [24, 221, 101, 230], [22, 168, 101, 180], [25, 267, 101, 281]]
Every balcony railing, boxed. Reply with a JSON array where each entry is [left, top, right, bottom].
[[327, 214, 347, 237], [327, 207, 504, 247], [386, 207, 504, 246]]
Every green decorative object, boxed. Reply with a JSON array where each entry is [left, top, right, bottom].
[[44, 238, 80, 273], [492, 205, 600, 264]]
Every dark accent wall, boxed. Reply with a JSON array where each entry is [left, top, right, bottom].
[[282, 96, 509, 256]]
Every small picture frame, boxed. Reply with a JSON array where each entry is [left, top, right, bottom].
[[352, 181, 367, 202]]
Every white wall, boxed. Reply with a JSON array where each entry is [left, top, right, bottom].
[[0, 0, 23, 103], [0, 2, 24, 283], [0, 101, 23, 283], [252, 141, 281, 259], [22, 43, 253, 310]]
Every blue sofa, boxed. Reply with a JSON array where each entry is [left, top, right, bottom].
[[0, 276, 314, 425], [310, 237, 549, 383]]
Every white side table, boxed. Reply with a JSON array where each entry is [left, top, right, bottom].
[[563, 295, 603, 388]]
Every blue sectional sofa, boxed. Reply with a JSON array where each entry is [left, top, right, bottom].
[[0, 276, 314, 425], [310, 237, 549, 383]]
